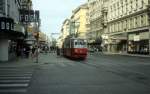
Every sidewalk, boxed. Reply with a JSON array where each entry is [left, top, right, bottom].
[[0, 53, 72, 67], [0, 56, 41, 68], [94, 52, 150, 58]]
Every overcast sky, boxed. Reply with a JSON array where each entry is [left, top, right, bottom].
[[32, 0, 87, 38]]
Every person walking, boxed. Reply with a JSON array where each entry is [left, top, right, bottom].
[[31, 46, 36, 58]]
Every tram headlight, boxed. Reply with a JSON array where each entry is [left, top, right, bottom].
[[75, 49, 78, 53]]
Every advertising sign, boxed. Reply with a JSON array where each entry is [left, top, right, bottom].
[[134, 35, 140, 41], [19, 9, 40, 23], [0, 17, 14, 31]]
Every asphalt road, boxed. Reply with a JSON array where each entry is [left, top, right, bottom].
[[0, 53, 150, 94], [28, 53, 150, 94]]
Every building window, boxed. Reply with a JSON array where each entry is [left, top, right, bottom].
[[119, 22, 121, 31], [7, 4, 10, 17], [143, 15, 146, 26], [127, 19, 130, 29], [0, 0, 4, 13], [135, 0, 138, 10], [130, 18, 133, 29], [135, 17, 138, 28], [121, 21, 123, 31], [130, 0, 133, 13], [25, 15, 28, 22], [141, 0, 144, 9], [124, 20, 127, 31], [141, 15, 143, 26]]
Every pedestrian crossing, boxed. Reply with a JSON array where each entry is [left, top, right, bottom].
[[0, 67, 33, 94]]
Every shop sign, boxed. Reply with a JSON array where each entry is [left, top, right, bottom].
[[0, 17, 14, 31], [134, 35, 140, 41], [19, 9, 40, 23]]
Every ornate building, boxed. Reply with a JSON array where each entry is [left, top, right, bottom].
[[87, 0, 108, 50], [105, 0, 150, 54], [87, 0, 150, 55]]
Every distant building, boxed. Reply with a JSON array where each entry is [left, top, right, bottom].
[[59, 19, 72, 48]]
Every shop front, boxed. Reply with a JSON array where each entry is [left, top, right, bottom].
[[128, 30, 149, 55], [108, 33, 128, 53], [0, 17, 25, 62]]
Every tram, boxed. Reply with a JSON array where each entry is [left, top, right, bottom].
[[63, 37, 88, 59]]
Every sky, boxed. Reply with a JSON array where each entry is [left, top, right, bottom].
[[32, 0, 87, 38]]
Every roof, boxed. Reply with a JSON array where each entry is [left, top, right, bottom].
[[72, 3, 88, 15]]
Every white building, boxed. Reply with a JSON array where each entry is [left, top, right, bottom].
[[105, 0, 150, 54]]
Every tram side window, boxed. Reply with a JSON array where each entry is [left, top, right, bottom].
[[71, 40, 74, 48], [75, 42, 78, 45]]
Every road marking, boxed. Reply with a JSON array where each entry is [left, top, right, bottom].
[[0, 76, 31, 80], [0, 68, 33, 93], [0, 89, 27, 93], [0, 74, 32, 77], [0, 83, 29, 87], [0, 80, 30, 83], [0, 72, 33, 74]]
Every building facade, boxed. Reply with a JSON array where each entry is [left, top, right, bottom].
[[105, 0, 150, 54], [0, 0, 24, 62], [87, 0, 107, 50], [71, 3, 89, 39], [87, 0, 150, 54], [59, 19, 70, 48], [0, 0, 33, 62]]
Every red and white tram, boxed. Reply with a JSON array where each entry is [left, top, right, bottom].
[[63, 37, 88, 59]]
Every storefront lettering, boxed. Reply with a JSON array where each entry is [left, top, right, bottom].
[[1, 22, 5, 29], [0, 17, 14, 31]]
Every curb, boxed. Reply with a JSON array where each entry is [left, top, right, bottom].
[[103, 53, 150, 58], [94, 52, 150, 58]]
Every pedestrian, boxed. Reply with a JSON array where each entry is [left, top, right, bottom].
[[33, 46, 40, 58], [31, 46, 36, 58], [25, 46, 30, 58], [56, 46, 60, 56]]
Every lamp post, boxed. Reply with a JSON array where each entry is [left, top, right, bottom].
[[35, 11, 40, 63]]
